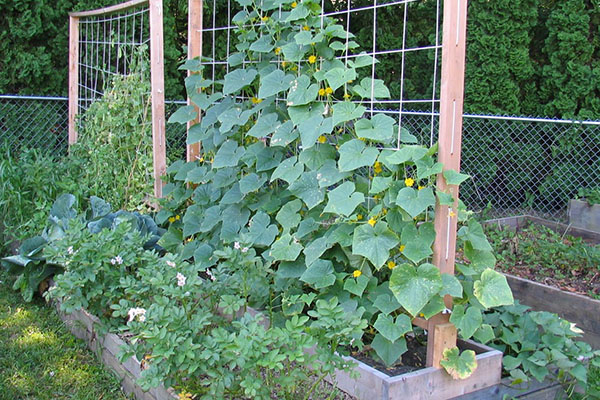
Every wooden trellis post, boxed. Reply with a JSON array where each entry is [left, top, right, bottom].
[[413, 0, 469, 368], [68, 15, 79, 146], [187, 0, 203, 162], [149, 0, 167, 198]]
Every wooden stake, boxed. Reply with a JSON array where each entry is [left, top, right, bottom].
[[149, 0, 166, 198], [426, 0, 468, 367], [68, 15, 80, 146], [187, 0, 203, 163]]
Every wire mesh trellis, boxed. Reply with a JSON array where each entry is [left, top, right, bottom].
[[199, 0, 443, 151], [75, 2, 151, 116], [2, 95, 599, 221]]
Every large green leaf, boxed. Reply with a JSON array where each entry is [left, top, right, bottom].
[[352, 221, 399, 269], [323, 181, 364, 217], [389, 263, 443, 316], [269, 233, 303, 261], [473, 268, 514, 308], [371, 334, 407, 366], [325, 67, 357, 91], [303, 237, 333, 266], [443, 169, 470, 186], [168, 105, 197, 124], [249, 35, 274, 53], [400, 222, 435, 264], [373, 313, 412, 343], [332, 102, 365, 126], [373, 294, 401, 315], [287, 75, 319, 106], [212, 140, 245, 168], [383, 145, 428, 165], [355, 114, 395, 142], [276, 199, 302, 231], [247, 212, 278, 247], [258, 69, 295, 99], [247, 113, 281, 138], [300, 259, 336, 289], [288, 102, 324, 125], [338, 139, 379, 172], [352, 78, 391, 99], [450, 305, 482, 339], [316, 160, 349, 188], [223, 68, 258, 94], [458, 219, 493, 252], [440, 347, 478, 380], [270, 121, 298, 147], [396, 187, 436, 218], [343, 274, 369, 297], [298, 115, 333, 149], [239, 173, 267, 194], [271, 156, 304, 185], [289, 172, 324, 210]]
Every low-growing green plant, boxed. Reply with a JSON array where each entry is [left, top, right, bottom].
[[2, 193, 164, 302], [483, 301, 600, 390], [577, 187, 600, 206], [0, 146, 84, 253], [485, 223, 600, 299]]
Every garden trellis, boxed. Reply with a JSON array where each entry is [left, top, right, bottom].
[[186, 0, 468, 368], [68, 0, 167, 198]]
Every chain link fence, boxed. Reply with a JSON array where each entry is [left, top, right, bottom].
[[0, 95, 188, 160], [2, 95, 599, 222]]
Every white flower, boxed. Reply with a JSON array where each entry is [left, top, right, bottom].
[[176, 272, 186, 287], [67, 246, 74, 255], [111, 255, 123, 265], [127, 307, 147, 322], [206, 269, 216, 282], [166, 260, 176, 268], [241, 247, 249, 253], [234, 242, 241, 250]]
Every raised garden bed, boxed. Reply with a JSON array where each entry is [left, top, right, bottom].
[[52, 298, 571, 400], [568, 199, 600, 233], [484, 215, 600, 348]]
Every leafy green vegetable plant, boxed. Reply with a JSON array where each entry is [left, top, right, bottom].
[[70, 48, 154, 211], [164, 0, 514, 381]]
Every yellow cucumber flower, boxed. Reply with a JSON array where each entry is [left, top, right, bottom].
[[405, 177, 415, 187], [353, 270, 362, 278]]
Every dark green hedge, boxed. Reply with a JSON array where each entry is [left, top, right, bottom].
[[2, 0, 599, 119]]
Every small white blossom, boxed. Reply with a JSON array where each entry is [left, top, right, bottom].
[[67, 246, 74, 255], [234, 242, 241, 250], [127, 307, 147, 322], [111, 255, 123, 265], [49, 371, 55, 377], [166, 260, 176, 268], [206, 269, 216, 282], [176, 272, 187, 287], [241, 247, 249, 253]]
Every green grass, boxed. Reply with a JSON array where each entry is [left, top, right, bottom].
[[0, 269, 131, 400]]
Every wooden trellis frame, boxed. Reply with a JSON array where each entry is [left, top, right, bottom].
[[186, 0, 469, 369], [68, 0, 166, 198]]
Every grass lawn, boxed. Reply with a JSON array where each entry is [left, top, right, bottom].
[[0, 268, 130, 400]]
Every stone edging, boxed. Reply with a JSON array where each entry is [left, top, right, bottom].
[[50, 300, 178, 400]]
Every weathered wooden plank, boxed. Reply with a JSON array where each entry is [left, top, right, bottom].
[[149, 0, 166, 198], [428, 0, 469, 367], [453, 377, 564, 399], [68, 16, 79, 146], [505, 274, 600, 349], [568, 199, 600, 234], [69, 0, 148, 17], [186, 0, 203, 163]]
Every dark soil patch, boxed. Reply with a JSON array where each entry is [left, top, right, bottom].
[[480, 224, 600, 299], [348, 335, 427, 376]]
